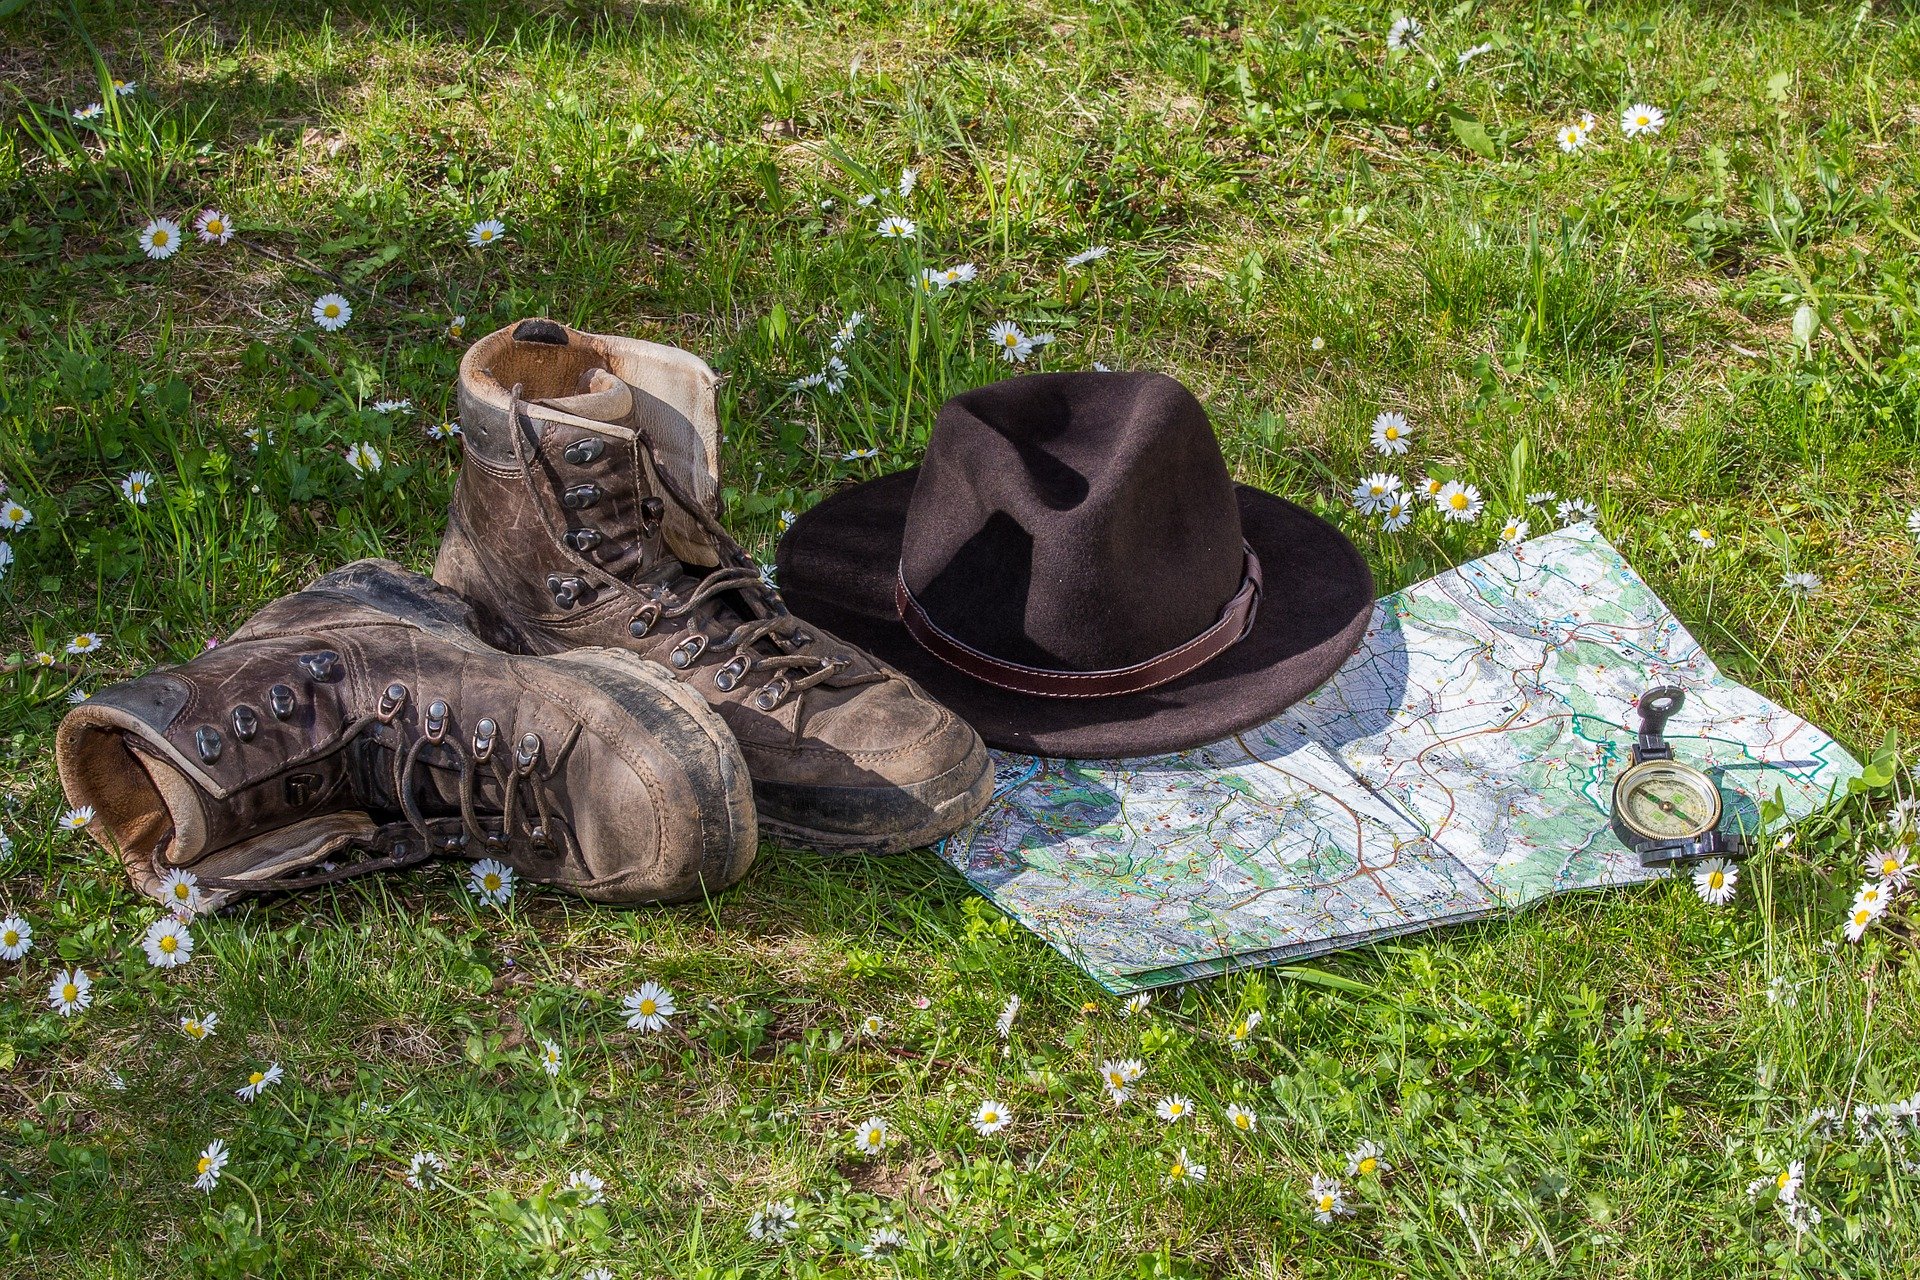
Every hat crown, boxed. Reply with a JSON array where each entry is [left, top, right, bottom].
[[899, 372, 1247, 673]]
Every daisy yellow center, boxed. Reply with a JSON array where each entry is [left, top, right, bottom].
[[1108, 1073, 1124, 1087], [188, 1022, 204, 1036], [62, 983, 78, 1001], [1855, 909, 1871, 925], [1385, 426, 1400, 439], [1003, 334, 1018, 347], [2, 930, 16, 945], [1635, 114, 1651, 126], [199, 1155, 213, 1174], [153, 229, 170, 246], [1358, 1156, 1377, 1174], [867, 1128, 882, 1145], [982, 1110, 998, 1123], [1708, 871, 1725, 890], [1425, 482, 1441, 495], [1318, 1195, 1335, 1211], [483, 874, 501, 891], [324, 303, 341, 318], [208, 219, 224, 233], [639, 998, 657, 1015], [249, 1071, 266, 1085], [1169, 1103, 1184, 1115], [1505, 525, 1519, 538], [1235, 1114, 1251, 1129], [159, 934, 178, 953], [1777, 1169, 1792, 1189], [480, 229, 494, 240], [1882, 859, 1900, 875], [1449, 493, 1470, 510], [1170, 1161, 1185, 1177], [173, 885, 189, 900]]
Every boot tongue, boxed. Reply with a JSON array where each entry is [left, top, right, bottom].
[[546, 367, 633, 424]]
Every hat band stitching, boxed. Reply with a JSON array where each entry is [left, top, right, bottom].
[[893, 543, 1262, 700]]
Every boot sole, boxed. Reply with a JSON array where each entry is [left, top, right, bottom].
[[753, 739, 996, 854]]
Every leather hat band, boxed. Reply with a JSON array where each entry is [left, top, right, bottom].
[[894, 543, 1262, 700]]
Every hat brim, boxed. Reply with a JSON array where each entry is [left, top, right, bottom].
[[774, 468, 1374, 759]]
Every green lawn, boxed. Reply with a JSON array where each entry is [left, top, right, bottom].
[[5, 0, 1920, 1275]]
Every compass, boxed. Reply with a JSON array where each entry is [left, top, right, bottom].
[[1609, 686, 1744, 868]]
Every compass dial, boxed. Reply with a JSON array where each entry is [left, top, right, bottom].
[[1614, 760, 1721, 841]]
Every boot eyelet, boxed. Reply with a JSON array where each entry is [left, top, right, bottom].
[[231, 705, 260, 742], [639, 494, 665, 537], [713, 655, 750, 691], [194, 726, 224, 763], [269, 684, 296, 719], [378, 682, 409, 719], [629, 602, 661, 638], [562, 483, 603, 510], [563, 527, 603, 553], [298, 651, 341, 681], [515, 732, 542, 772], [753, 677, 792, 711], [547, 574, 585, 608], [669, 634, 708, 668], [562, 438, 605, 465], [473, 717, 497, 761], [424, 699, 449, 740]]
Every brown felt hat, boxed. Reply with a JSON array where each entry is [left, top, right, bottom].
[[773, 371, 1374, 758]]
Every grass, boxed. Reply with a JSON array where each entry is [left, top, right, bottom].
[[4, 0, 1920, 1274]]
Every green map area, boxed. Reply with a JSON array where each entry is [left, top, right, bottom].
[[940, 525, 1862, 993]]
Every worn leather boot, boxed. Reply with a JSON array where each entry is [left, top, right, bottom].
[[432, 319, 992, 853], [56, 560, 756, 911]]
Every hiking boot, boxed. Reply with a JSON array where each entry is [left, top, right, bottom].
[[56, 559, 756, 911], [432, 318, 992, 853]]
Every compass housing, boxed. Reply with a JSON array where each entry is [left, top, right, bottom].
[[1612, 758, 1723, 843]]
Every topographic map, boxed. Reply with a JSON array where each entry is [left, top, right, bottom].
[[940, 525, 1861, 993]]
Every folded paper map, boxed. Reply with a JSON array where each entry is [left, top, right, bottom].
[[938, 524, 1861, 993]]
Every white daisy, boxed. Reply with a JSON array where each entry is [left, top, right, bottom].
[[1100, 1058, 1143, 1103], [0, 499, 32, 530], [1351, 472, 1402, 514], [747, 1199, 797, 1241], [831, 311, 865, 349], [1766, 974, 1799, 1008], [1907, 507, 1920, 541], [1689, 527, 1716, 549], [194, 1139, 229, 1191], [1693, 857, 1738, 906], [1865, 849, 1912, 887], [1854, 881, 1891, 915], [840, 447, 879, 462], [181, 1011, 219, 1040], [112, 79, 137, 96], [1526, 490, 1556, 507], [1555, 497, 1598, 525], [1782, 571, 1822, 598], [370, 399, 412, 414], [60, 805, 95, 831], [406, 1151, 447, 1188], [139, 217, 183, 260], [142, 916, 195, 968], [1456, 41, 1493, 69], [469, 857, 514, 905], [778, 509, 798, 531], [312, 293, 352, 331], [194, 209, 234, 245], [121, 470, 156, 505], [1225, 1103, 1259, 1133], [74, 102, 104, 121], [938, 262, 977, 287], [428, 420, 462, 441], [344, 442, 383, 476], [0, 541, 11, 579], [987, 320, 1033, 363], [539, 1038, 562, 1076], [855, 193, 877, 207], [860, 1013, 884, 1036], [236, 1063, 284, 1102], [0, 914, 32, 962], [875, 215, 916, 239], [1065, 245, 1110, 268], [862, 1226, 905, 1259], [1379, 496, 1414, 532], [66, 632, 104, 655], [1557, 122, 1590, 152], [1227, 1008, 1263, 1050], [972, 1099, 1012, 1136], [1621, 103, 1666, 138], [1844, 901, 1881, 943], [1309, 336, 1325, 351], [49, 967, 92, 1016], [1436, 481, 1484, 522], [1165, 1147, 1206, 1184], [1309, 1174, 1352, 1222], [1156, 1095, 1194, 1123], [1387, 16, 1423, 49], [1346, 1139, 1390, 1177], [821, 355, 849, 393], [852, 1116, 889, 1155], [65, 688, 91, 705], [1123, 992, 1152, 1017], [996, 993, 1021, 1039], [623, 980, 677, 1031], [1498, 516, 1530, 545], [1774, 1159, 1805, 1204], [466, 219, 507, 248], [898, 167, 918, 198], [449, 315, 467, 339], [1369, 411, 1412, 455], [565, 1168, 605, 1205]]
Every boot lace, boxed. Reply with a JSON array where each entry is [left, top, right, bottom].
[[508, 384, 881, 718]]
